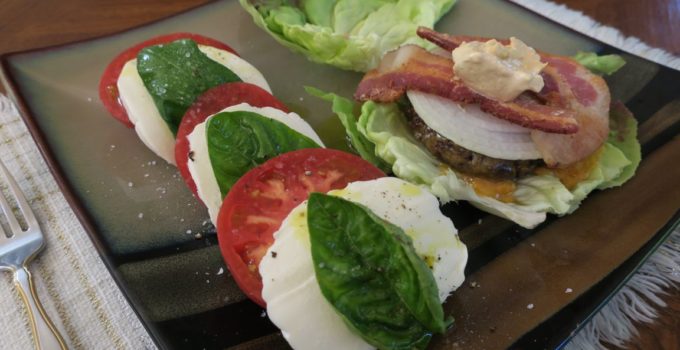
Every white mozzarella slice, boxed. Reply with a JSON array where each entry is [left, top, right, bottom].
[[117, 59, 177, 164], [116, 44, 271, 165], [197, 45, 271, 93], [187, 103, 325, 224], [260, 177, 468, 350], [186, 121, 221, 219], [407, 90, 542, 160]]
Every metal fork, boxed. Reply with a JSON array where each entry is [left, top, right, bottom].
[[0, 160, 67, 350]]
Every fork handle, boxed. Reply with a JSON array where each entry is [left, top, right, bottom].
[[14, 267, 68, 350]]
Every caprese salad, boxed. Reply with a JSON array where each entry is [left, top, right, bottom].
[[100, 34, 325, 223], [99, 33, 470, 350], [216, 149, 467, 349], [178, 84, 324, 223], [99, 33, 271, 164]]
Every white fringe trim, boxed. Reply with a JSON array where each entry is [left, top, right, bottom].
[[510, 0, 680, 71], [566, 227, 680, 349]]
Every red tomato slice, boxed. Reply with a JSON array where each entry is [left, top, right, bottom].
[[98, 33, 238, 128], [217, 149, 385, 307], [175, 82, 290, 200]]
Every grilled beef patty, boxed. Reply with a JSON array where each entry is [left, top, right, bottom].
[[402, 103, 543, 179]]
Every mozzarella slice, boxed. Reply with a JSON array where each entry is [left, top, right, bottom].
[[116, 44, 271, 165], [187, 103, 325, 224], [199, 46, 271, 93], [118, 59, 177, 164], [260, 177, 468, 350]]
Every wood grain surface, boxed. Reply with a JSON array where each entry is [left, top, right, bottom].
[[553, 0, 680, 55], [0, 1, 678, 349]]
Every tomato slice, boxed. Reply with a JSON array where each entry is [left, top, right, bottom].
[[217, 149, 386, 307], [175, 82, 290, 199], [98, 33, 238, 128]]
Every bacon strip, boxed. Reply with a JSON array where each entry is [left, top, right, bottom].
[[531, 56, 610, 166], [355, 45, 579, 134], [363, 27, 612, 167], [417, 27, 607, 108]]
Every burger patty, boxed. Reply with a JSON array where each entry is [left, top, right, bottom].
[[402, 104, 543, 179]]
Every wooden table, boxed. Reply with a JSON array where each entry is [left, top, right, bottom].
[[0, 0, 678, 349]]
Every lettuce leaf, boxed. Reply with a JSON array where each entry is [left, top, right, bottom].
[[356, 101, 640, 227], [599, 101, 641, 188], [306, 87, 391, 172], [319, 94, 639, 228], [239, 0, 456, 72], [573, 51, 626, 75]]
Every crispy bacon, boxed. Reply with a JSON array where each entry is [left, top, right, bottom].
[[531, 56, 610, 166], [356, 27, 611, 166], [355, 45, 579, 134], [416, 27, 483, 50]]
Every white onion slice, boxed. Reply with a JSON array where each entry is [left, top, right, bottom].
[[407, 90, 542, 160]]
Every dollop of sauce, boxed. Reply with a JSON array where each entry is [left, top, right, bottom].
[[452, 37, 546, 102]]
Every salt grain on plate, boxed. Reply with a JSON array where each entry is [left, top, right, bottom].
[[128, 182, 133, 187], [217, 268, 224, 275], [138, 213, 144, 219], [527, 303, 534, 310], [565, 288, 573, 293]]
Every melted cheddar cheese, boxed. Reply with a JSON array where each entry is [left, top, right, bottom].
[[461, 174, 517, 203], [537, 147, 604, 190]]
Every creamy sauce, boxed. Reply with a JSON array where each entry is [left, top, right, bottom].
[[452, 38, 546, 102]]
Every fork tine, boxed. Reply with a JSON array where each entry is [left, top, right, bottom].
[[0, 218, 8, 241], [0, 188, 22, 236], [0, 160, 38, 231]]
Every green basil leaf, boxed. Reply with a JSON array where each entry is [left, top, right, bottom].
[[307, 193, 450, 350], [137, 39, 241, 135], [207, 111, 321, 196]]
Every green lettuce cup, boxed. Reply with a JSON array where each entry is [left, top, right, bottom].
[[240, 0, 456, 72]]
